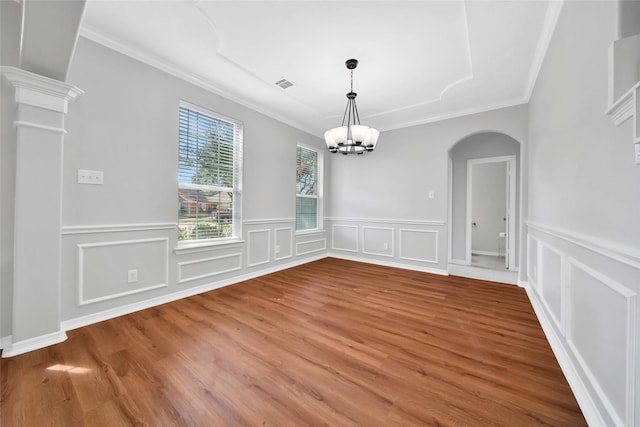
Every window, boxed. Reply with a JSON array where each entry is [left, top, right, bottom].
[[296, 144, 322, 231], [178, 103, 242, 242]]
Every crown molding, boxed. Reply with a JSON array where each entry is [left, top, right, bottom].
[[524, 0, 565, 102], [78, 27, 319, 137]]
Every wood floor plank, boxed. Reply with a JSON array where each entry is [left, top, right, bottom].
[[1, 258, 586, 426]]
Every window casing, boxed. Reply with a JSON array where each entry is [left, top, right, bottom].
[[178, 102, 242, 242], [296, 144, 322, 232]]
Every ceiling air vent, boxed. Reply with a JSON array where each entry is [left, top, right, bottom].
[[275, 79, 293, 89]]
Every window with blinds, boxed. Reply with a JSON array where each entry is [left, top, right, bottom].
[[296, 144, 321, 231], [178, 103, 242, 241]]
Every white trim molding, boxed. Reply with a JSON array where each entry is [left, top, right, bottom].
[[1, 330, 68, 358], [362, 226, 394, 258], [566, 257, 637, 427], [331, 224, 359, 253], [274, 227, 294, 261], [0, 66, 83, 113], [247, 229, 271, 267], [527, 221, 640, 269], [62, 222, 177, 235], [326, 217, 446, 226], [76, 238, 169, 306], [296, 238, 326, 256], [178, 253, 242, 284], [399, 229, 439, 264]]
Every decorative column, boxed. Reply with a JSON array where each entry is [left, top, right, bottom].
[[1, 66, 82, 357]]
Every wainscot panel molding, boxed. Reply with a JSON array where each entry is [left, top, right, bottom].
[[327, 218, 445, 273], [244, 218, 295, 225], [62, 222, 177, 235], [540, 241, 566, 335], [399, 229, 439, 264], [527, 221, 640, 269], [326, 217, 446, 226], [566, 258, 636, 427], [274, 227, 293, 261], [177, 253, 242, 284], [526, 222, 639, 427], [331, 224, 359, 253], [173, 240, 245, 256], [247, 229, 271, 267], [362, 226, 394, 258], [296, 239, 327, 256], [77, 238, 169, 306]]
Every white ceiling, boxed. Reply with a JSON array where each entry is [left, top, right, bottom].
[[80, 0, 561, 136]]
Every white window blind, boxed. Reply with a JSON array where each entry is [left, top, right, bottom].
[[178, 103, 242, 241], [296, 144, 320, 231]]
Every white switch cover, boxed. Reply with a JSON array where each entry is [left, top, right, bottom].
[[428, 190, 435, 199], [77, 169, 104, 185], [635, 143, 640, 165]]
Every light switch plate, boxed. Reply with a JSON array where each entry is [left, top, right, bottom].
[[77, 169, 104, 185]]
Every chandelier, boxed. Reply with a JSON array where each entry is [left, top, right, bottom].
[[324, 59, 380, 155]]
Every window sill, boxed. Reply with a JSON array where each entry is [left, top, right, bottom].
[[174, 238, 245, 255], [295, 229, 325, 237]]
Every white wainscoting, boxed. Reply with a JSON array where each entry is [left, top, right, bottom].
[[178, 253, 242, 284], [274, 227, 293, 261], [362, 226, 394, 257], [399, 229, 438, 264], [331, 224, 358, 253], [326, 218, 446, 275], [296, 238, 327, 256], [247, 229, 271, 267], [77, 237, 169, 306], [526, 221, 639, 427]]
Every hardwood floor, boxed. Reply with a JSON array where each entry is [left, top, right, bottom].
[[1, 258, 586, 426]]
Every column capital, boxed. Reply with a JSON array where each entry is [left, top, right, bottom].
[[0, 66, 83, 114]]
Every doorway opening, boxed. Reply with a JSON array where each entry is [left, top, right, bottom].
[[447, 132, 520, 284], [466, 156, 516, 270]]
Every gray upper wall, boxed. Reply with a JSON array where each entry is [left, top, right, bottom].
[[528, 0, 640, 249], [65, 37, 325, 227]]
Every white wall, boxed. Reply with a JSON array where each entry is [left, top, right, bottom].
[[471, 162, 507, 255], [57, 37, 328, 328], [326, 105, 527, 274], [526, 1, 640, 426]]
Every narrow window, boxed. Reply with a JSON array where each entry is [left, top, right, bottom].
[[178, 103, 242, 242], [296, 144, 322, 231]]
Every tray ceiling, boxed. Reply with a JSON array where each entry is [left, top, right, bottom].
[[80, 0, 560, 136]]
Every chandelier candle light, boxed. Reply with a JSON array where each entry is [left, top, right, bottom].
[[324, 59, 380, 155]]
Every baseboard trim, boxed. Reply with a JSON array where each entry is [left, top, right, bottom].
[[62, 254, 328, 333], [1, 330, 67, 358], [328, 252, 448, 276], [524, 284, 606, 426]]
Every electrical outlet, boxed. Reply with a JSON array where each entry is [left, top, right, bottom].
[[383, 242, 389, 250], [635, 143, 640, 165], [77, 169, 104, 185], [127, 269, 138, 283], [428, 190, 435, 199]]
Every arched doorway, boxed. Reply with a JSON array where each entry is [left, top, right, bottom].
[[447, 132, 521, 283]]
